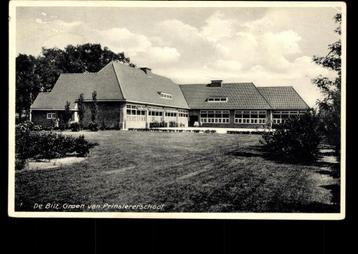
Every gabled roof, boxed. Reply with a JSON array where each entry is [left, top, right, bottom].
[[179, 83, 272, 110], [111, 61, 188, 109], [257, 86, 309, 110], [31, 61, 189, 110]]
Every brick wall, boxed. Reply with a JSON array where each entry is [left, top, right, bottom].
[[81, 101, 123, 129], [31, 110, 57, 128]]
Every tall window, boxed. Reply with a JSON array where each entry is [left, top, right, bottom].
[[200, 110, 230, 124], [234, 110, 266, 124], [272, 111, 303, 124]]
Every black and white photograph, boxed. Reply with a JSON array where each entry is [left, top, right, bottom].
[[8, 1, 346, 219]]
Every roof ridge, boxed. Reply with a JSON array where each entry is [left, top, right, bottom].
[[253, 83, 273, 109], [110, 61, 126, 99]]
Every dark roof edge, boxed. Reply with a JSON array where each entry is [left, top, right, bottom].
[[255, 84, 274, 109], [110, 62, 126, 99], [178, 86, 191, 108], [289, 87, 310, 109]]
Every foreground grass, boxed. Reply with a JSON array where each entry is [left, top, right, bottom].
[[15, 131, 339, 212]]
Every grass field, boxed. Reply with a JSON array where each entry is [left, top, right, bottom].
[[15, 131, 339, 212]]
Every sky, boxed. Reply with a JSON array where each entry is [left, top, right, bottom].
[[15, 6, 341, 107]]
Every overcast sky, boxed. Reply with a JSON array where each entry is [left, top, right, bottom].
[[16, 6, 341, 107]]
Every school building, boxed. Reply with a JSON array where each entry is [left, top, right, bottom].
[[30, 61, 309, 129]]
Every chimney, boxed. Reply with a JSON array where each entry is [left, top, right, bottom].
[[140, 67, 152, 74], [209, 80, 223, 87]]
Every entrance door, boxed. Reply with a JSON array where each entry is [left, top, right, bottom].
[[189, 115, 198, 127]]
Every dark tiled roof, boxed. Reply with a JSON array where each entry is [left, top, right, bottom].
[[179, 83, 272, 110], [31, 72, 110, 110], [257, 86, 309, 110], [31, 61, 189, 110], [112, 62, 189, 109]]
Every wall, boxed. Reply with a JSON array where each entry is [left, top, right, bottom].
[[81, 101, 123, 129], [31, 110, 57, 128]]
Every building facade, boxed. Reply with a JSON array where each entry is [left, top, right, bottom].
[[30, 61, 309, 129]]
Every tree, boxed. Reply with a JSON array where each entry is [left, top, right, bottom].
[[77, 93, 85, 129], [16, 43, 134, 120], [16, 54, 41, 121], [312, 13, 341, 153], [63, 101, 72, 128], [89, 90, 98, 131]]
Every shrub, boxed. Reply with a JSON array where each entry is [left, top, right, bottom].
[[70, 122, 80, 132], [32, 125, 42, 131], [15, 129, 98, 170], [75, 135, 97, 156], [88, 122, 98, 131], [100, 120, 106, 130], [261, 111, 321, 163], [169, 121, 178, 127]]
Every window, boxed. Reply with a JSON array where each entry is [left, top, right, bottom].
[[149, 110, 163, 116], [200, 110, 230, 124], [272, 111, 303, 124], [207, 97, 228, 102], [126, 104, 146, 121], [158, 92, 173, 100], [47, 113, 57, 119], [165, 111, 177, 117], [178, 109, 188, 118], [234, 110, 266, 124]]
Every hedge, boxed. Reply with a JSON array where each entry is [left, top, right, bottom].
[[15, 122, 97, 170]]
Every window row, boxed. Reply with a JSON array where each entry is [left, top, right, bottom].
[[149, 111, 163, 116], [234, 110, 267, 124], [127, 109, 146, 115], [126, 105, 188, 118], [165, 112, 177, 117], [272, 111, 304, 124], [200, 110, 230, 124], [178, 110, 189, 118]]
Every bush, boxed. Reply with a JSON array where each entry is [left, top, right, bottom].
[[100, 120, 106, 130], [88, 122, 98, 131], [15, 125, 97, 170], [169, 121, 178, 127], [150, 121, 166, 128], [70, 122, 80, 132], [261, 111, 321, 163]]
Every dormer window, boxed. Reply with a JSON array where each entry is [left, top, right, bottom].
[[207, 97, 228, 102], [158, 91, 173, 100]]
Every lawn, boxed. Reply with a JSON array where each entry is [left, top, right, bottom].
[[15, 131, 339, 212]]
